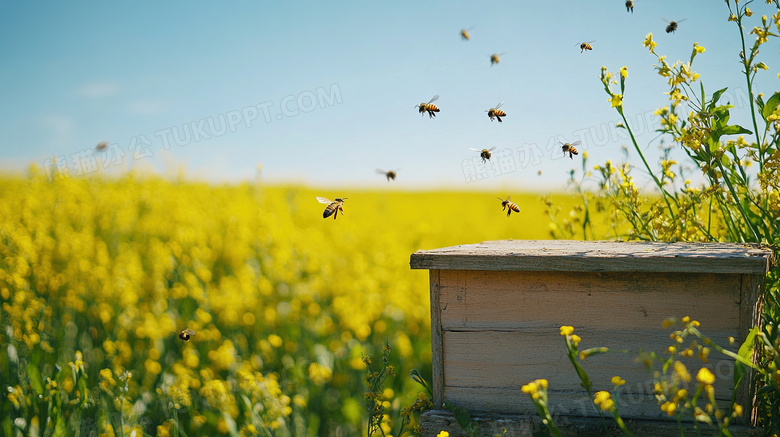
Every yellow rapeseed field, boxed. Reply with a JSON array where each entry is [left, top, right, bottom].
[[0, 166, 581, 436]]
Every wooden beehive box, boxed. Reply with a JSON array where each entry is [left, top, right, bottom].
[[410, 240, 772, 435]]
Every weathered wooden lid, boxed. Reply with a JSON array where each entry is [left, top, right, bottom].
[[410, 240, 774, 274]]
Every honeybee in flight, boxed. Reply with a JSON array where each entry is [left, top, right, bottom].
[[497, 196, 520, 217], [376, 169, 398, 181], [625, 0, 634, 13], [460, 26, 475, 40], [317, 197, 347, 220], [95, 141, 108, 151], [663, 18, 686, 33], [560, 141, 580, 159], [490, 52, 505, 65], [578, 41, 595, 53], [415, 95, 440, 119], [174, 328, 195, 341], [469, 147, 496, 163], [485, 102, 506, 122]]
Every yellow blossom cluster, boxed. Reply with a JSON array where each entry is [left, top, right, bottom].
[[0, 169, 568, 434]]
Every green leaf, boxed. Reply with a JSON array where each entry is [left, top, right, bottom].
[[719, 125, 753, 136], [709, 87, 728, 110], [410, 369, 432, 395], [443, 402, 479, 437], [732, 327, 758, 404], [761, 92, 780, 122], [221, 412, 239, 437], [27, 346, 44, 395], [712, 104, 733, 126]]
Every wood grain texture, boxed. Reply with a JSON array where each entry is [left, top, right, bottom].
[[429, 269, 445, 409], [442, 331, 736, 415], [433, 269, 746, 419], [739, 273, 765, 426], [420, 410, 763, 437], [438, 270, 740, 331], [410, 240, 772, 274]]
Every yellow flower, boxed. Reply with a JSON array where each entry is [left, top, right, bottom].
[[594, 391, 615, 412], [674, 361, 691, 383], [698, 347, 711, 363], [643, 33, 657, 53], [696, 367, 716, 385], [610, 94, 623, 108], [620, 66, 628, 79], [611, 376, 626, 386], [693, 42, 706, 54], [437, 432, 450, 437], [661, 401, 677, 416], [745, 7, 753, 16], [560, 326, 574, 336]]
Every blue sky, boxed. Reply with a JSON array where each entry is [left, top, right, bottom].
[[1, 1, 778, 190]]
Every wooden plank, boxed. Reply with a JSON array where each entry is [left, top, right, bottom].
[[738, 273, 765, 426], [410, 240, 772, 274], [420, 410, 763, 437], [429, 269, 445, 409], [442, 331, 737, 416], [438, 270, 741, 331]]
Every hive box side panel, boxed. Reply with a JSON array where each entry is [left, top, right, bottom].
[[739, 273, 766, 426], [443, 331, 734, 417], [429, 269, 445, 409], [438, 270, 741, 331], [437, 270, 742, 418]]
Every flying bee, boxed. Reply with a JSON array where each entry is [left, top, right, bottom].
[[317, 196, 347, 220], [625, 0, 634, 13], [485, 102, 506, 122], [469, 147, 497, 163], [173, 328, 195, 341], [460, 26, 475, 40], [497, 196, 520, 217], [560, 141, 581, 159], [95, 141, 108, 151], [663, 18, 686, 33], [376, 168, 398, 181], [415, 95, 440, 119], [578, 41, 595, 53], [490, 52, 505, 65]]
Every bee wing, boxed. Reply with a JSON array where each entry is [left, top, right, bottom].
[[487, 147, 497, 151], [428, 95, 439, 104], [662, 18, 670, 23], [494, 102, 504, 110], [183, 328, 195, 336], [468, 148, 483, 152], [571, 140, 581, 146], [677, 18, 687, 23], [316, 196, 333, 204], [376, 169, 386, 174], [587, 40, 596, 44]]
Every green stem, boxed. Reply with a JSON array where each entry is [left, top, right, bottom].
[[715, 160, 761, 241], [118, 396, 124, 437], [619, 110, 679, 218], [734, 2, 764, 170]]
